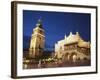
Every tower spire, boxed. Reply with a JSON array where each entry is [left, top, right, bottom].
[[76, 31, 79, 36], [64, 34, 67, 39], [36, 18, 43, 28], [70, 32, 73, 35]]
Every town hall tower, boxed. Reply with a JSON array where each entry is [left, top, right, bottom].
[[29, 19, 45, 58]]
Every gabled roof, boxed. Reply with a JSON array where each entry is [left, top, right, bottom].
[[57, 32, 90, 48], [65, 32, 83, 44]]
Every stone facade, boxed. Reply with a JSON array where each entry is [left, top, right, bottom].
[[29, 19, 45, 58], [55, 32, 90, 62]]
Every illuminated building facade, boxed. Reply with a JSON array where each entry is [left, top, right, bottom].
[[29, 19, 45, 58], [55, 32, 90, 62]]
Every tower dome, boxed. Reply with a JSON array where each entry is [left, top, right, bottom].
[[36, 18, 43, 29]]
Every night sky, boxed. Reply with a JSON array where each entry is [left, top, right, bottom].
[[23, 10, 91, 51]]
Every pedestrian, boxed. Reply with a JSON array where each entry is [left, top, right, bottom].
[[38, 60, 41, 68]]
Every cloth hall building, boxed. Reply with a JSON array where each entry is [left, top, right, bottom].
[[55, 32, 90, 62]]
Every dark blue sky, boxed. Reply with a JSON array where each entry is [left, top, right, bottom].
[[23, 10, 91, 50]]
